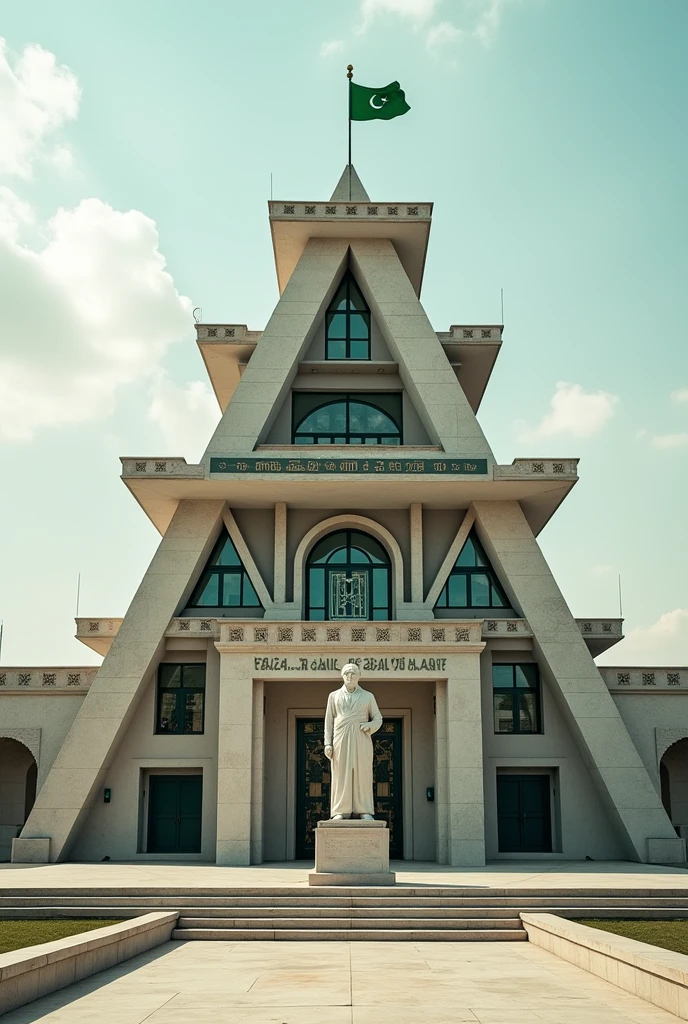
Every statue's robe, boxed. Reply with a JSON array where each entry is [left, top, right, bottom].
[[324, 684, 383, 817]]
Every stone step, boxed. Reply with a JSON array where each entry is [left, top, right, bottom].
[[172, 927, 528, 941], [176, 916, 523, 930], [176, 906, 521, 920], [3, 894, 688, 909], [9, 886, 688, 898], [3, 904, 688, 922]]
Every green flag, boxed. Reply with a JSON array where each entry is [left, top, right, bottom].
[[350, 81, 410, 122]]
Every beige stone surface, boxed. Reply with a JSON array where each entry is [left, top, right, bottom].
[[1, 859, 687, 890], [350, 239, 494, 460], [15, 500, 226, 863], [313, 820, 390, 875], [0, 913, 177, 1017], [523, 912, 688, 1019], [2, 935, 682, 1023], [473, 499, 684, 863]]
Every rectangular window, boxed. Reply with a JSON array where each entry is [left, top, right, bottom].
[[156, 663, 206, 735], [492, 663, 541, 734]]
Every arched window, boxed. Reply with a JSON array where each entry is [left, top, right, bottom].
[[292, 393, 401, 445], [306, 530, 391, 620], [326, 273, 370, 360]]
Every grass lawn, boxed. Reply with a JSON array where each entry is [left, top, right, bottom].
[[577, 919, 688, 956], [0, 919, 122, 954]]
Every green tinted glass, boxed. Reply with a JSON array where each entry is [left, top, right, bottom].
[[492, 664, 513, 688]]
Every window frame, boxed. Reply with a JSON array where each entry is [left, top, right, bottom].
[[434, 532, 509, 610], [305, 529, 392, 621], [156, 663, 206, 735], [188, 532, 262, 610], [292, 393, 402, 445], [325, 273, 371, 361], [492, 663, 542, 735]]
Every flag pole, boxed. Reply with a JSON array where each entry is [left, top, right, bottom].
[[347, 64, 353, 200]]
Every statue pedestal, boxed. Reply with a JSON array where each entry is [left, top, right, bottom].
[[309, 819, 396, 886]]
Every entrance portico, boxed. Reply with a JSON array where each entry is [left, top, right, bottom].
[[215, 620, 486, 867]]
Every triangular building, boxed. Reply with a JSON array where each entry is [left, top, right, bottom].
[[3, 168, 685, 867]]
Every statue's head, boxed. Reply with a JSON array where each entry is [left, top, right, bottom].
[[341, 662, 361, 692]]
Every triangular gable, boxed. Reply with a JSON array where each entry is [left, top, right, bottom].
[[204, 234, 494, 458], [187, 531, 262, 610], [204, 239, 350, 457], [185, 508, 272, 611], [433, 528, 511, 611], [350, 239, 494, 458]]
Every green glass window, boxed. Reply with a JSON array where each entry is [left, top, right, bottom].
[[306, 529, 391, 620], [156, 663, 206, 734], [492, 663, 541, 734], [189, 531, 262, 609], [435, 531, 508, 610], [292, 393, 402, 445], [326, 274, 370, 360]]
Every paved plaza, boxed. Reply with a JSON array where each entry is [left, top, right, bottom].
[[1, 937, 683, 1024], [1, 859, 688, 890]]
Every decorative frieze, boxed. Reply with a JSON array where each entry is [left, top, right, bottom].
[[120, 459, 204, 479], [194, 324, 263, 343], [269, 201, 431, 221], [600, 667, 687, 692], [575, 619, 623, 640], [482, 619, 531, 637], [0, 668, 98, 691], [437, 326, 503, 344], [218, 620, 484, 648], [495, 459, 579, 479]]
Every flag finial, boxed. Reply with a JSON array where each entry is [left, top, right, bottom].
[[347, 64, 353, 80]]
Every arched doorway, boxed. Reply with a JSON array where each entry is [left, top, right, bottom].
[[660, 738, 688, 835], [0, 738, 37, 861]]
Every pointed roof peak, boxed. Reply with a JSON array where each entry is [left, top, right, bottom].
[[330, 164, 370, 202]]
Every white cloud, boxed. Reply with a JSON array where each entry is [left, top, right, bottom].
[[148, 376, 220, 462], [0, 38, 80, 177], [591, 564, 613, 577], [361, 0, 439, 30], [359, 0, 515, 47], [671, 387, 688, 403], [652, 433, 688, 450], [0, 190, 191, 441], [320, 40, 345, 57], [598, 609, 688, 667], [49, 144, 75, 174], [0, 185, 34, 241], [473, 0, 508, 46], [426, 20, 464, 51], [515, 381, 618, 442]]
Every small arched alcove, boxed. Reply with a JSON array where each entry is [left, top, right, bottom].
[[659, 737, 688, 834], [0, 738, 37, 861]]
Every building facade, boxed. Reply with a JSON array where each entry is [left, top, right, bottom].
[[2, 167, 687, 867]]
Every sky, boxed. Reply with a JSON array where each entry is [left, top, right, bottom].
[[0, 0, 686, 668]]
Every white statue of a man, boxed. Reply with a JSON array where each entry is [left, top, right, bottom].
[[324, 662, 383, 820]]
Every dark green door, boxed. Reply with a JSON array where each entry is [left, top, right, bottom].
[[295, 718, 403, 859], [497, 774, 551, 853], [148, 775, 202, 853]]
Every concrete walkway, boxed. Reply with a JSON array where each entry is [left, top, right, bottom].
[[2, 859, 687, 890], [1, 939, 682, 1023]]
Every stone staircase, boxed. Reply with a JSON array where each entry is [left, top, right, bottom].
[[3, 887, 688, 941]]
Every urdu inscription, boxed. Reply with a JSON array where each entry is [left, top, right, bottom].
[[253, 656, 447, 673], [210, 457, 488, 476]]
